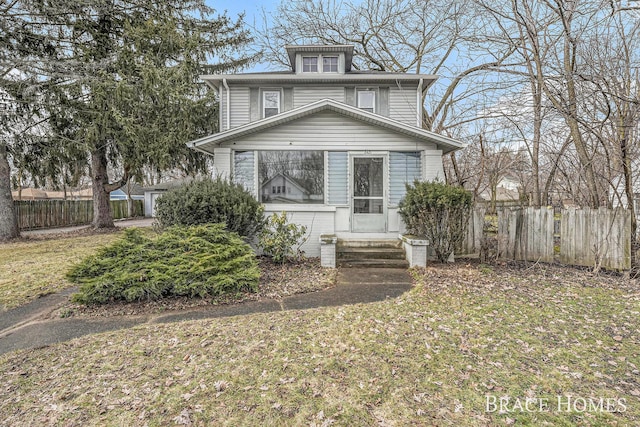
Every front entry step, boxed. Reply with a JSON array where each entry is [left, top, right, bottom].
[[336, 239, 408, 269]]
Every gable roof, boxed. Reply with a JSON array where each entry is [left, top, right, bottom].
[[261, 173, 310, 195], [188, 98, 465, 155]]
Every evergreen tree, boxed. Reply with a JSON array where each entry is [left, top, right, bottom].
[[2, 0, 255, 231]]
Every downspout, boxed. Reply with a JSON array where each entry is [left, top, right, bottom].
[[417, 78, 423, 128], [223, 78, 230, 131]]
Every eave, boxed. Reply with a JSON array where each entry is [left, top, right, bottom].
[[200, 73, 438, 93]]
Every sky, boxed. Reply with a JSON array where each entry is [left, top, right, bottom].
[[206, 0, 280, 72]]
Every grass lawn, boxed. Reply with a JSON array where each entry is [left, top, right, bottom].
[[0, 232, 123, 310], [1, 263, 638, 425]]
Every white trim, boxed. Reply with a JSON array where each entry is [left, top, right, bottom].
[[263, 204, 337, 212]]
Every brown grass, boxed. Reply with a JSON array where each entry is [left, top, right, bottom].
[[0, 231, 123, 310], [1, 262, 638, 426]]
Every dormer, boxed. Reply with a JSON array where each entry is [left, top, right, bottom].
[[285, 45, 354, 75]]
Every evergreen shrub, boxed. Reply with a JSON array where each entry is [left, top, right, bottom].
[[68, 225, 260, 304], [154, 177, 264, 239], [399, 180, 472, 262]]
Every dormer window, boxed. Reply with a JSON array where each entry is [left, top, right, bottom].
[[302, 56, 318, 72], [357, 90, 376, 113], [323, 56, 338, 72], [263, 90, 281, 118]]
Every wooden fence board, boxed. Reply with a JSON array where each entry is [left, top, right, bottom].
[[496, 206, 554, 263], [560, 207, 630, 270], [459, 207, 485, 255], [15, 200, 143, 230]]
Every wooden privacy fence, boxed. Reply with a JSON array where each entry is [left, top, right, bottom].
[[15, 200, 144, 230], [459, 206, 631, 271]]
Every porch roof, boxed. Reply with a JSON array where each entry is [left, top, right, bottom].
[[187, 99, 465, 155]]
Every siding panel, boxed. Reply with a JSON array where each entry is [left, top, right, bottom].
[[230, 86, 250, 128], [389, 84, 418, 125], [423, 150, 444, 181], [294, 86, 345, 108], [225, 111, 438, 151], [262, 209, 335, 257]]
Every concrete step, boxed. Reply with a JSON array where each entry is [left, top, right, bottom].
[[337, 247, 406, 260], [336, 239, 402, 249], [338, 258, 409, 269]]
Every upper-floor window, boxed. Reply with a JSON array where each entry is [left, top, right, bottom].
[[263, 90, 281, 118], [357, 90, 376, 113], [302, 56, 318, 72], [323, 56, 338, 72]]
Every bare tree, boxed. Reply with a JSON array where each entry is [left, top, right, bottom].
[[257, 0, 518, 144]]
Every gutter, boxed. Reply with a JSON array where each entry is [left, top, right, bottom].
[[223, 78, 230, 131], [417, 78, 423, 128]]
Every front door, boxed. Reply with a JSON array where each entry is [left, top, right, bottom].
[[351, 156, 386, 232]]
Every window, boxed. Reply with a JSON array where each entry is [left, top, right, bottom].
[[357, 90, 376, 113], [263, 90, 280, 118], [259, 151, 325, 204], [323, 56, 338, 72], [302, 56, 318, 72], [232, 151, 255, 195]]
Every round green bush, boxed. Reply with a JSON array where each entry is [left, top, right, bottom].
[[399, 180, 472, 262], [154, 177, 264, 240], [68, 225, 260, 304]]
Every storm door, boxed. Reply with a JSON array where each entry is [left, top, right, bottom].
[[351, 156, 386, 232]]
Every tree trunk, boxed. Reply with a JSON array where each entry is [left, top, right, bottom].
[[621, 135, 637, 263], [127, 197, 134, 217], [0, 142, 19, 240], [91, 145, 115, 228]]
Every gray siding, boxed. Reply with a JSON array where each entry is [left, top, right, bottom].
[[389, 84, 418, 126], [262, 208, 336, 257], [423, 150, 444, 181], [230, 86, 250, 129], [223, 111, 437, 151], [293, 86, 345, 108]]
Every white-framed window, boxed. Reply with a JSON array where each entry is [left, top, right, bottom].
[[302, 56, 318, 72], [322, 56, 338, 72], [262, 90, 280, 118], [357, 90, 376, 113]]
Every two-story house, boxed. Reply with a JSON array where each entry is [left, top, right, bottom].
[[187, 45, 464, 261]]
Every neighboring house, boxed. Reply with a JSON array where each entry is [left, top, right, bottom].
[[11, 187, 49, 201], [261, 173, 314, 203], [109, 182, 145, 201], [13, 186, 144, 202], [143, 177, 195, 217], [479, 175, 522, 202], [187, 45, 464, 256]]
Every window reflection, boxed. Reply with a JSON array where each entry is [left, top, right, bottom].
[[259, 151, 324, 204]]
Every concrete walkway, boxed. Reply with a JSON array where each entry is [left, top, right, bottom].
[[0, 268, 413, 355], [20, 217, 154, 236]]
